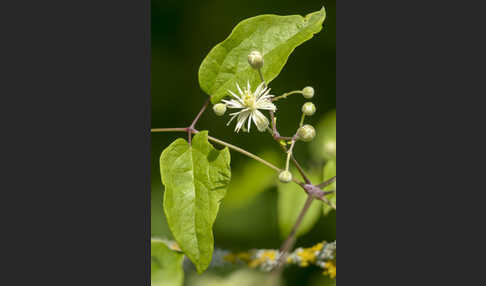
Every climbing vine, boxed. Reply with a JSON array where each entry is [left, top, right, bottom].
[[152, 6, 336, 285]]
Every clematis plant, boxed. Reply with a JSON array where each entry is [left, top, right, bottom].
[[151, 6, 336, 285]]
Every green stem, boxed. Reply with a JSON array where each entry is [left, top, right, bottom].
[[299, 113, 306, 127], [285, 140, 296, 171], [206, 135, 281, 173], [272, 90, 303, 102], [258, 68, 266, 88]]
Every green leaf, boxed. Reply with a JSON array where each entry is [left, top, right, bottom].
[[151, 182, 172, 239], [278, 170, 322, 238], [311, 110, 336, 162], [223, 150, 280, 209], [199, 7, 326, 103], [160, 131, 231, 273], [322, 159, 336, 215], [151, 239, 184, 286]]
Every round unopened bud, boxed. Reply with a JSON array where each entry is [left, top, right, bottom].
[[213, 103, 226, 116], [302, 102, 316, 116], [297, 124, 316, 142], [278, 170, 293, 183], [248, 50, 264, 69], [302, 86, 315, 99]]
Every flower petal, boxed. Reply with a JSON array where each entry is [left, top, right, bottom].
[[228, 90, 244, 104], [229, 108, 249, 116], [222, 99, 244, 109], [226, 113, 238, 126], [254, 82, 265, 99], [235, 110, 251, 133], [261, 88, 271, 98], [247, 112, 252, 132], [236, 83, 244, 96], [256, 98, 276, 111], [252, 110, 269, 132]]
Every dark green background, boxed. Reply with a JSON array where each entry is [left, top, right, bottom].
[[151, 1, 335, 285]]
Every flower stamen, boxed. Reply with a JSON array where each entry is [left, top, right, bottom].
[[222, 81, 276, 133]]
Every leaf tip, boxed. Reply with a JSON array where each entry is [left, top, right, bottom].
[[195, 264, 208, 275]]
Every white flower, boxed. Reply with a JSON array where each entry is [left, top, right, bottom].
[[222, 81, 276, 133]]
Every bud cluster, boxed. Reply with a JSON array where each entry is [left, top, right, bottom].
[[212, 51, 322, 185]]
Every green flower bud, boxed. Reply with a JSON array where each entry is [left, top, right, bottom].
[[302, 102, 316, 116], [248, 50, 264, 69], [213, 103, 227, 116], [278, 170, 293, 183], [302, 86, 315, 99], [297, 124, 316, 142]]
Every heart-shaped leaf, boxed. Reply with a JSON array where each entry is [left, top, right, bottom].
[[160, 131, 231, 273], [199, 7, 326, 103]]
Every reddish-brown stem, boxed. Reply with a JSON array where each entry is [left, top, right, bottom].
[[323, 190, 335, 196], [274, 195, 315, 272], [150, 127, 187, 132], [269, 110, 279, 138], [189, 98, 210, 129], [188, 98, 210, 144], [278, 143, 311, 184], [291, 156, 311, 184], [317, 176, 336, 189]]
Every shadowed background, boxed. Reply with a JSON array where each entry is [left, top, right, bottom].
[[151, 1, 335, 285]]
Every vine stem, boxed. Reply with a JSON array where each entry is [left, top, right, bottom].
[[270, 112, 312, 184], [188, 98, 210, 144], [151, 127, 187, 132], [258, 68, 266, 87], [264, 81, 311, 184], [317, 176, 336, 189], [274, 195, 315, 273], [206, 134, 281, 173], [284, 140, 295, 171], [299, 113, 306, 127], [279, 143, 311, 184], [272, 90, 303, 102], [151, 127, 304, 184]]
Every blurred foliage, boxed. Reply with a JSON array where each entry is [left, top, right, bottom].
[[152, 0, 335, 285], [187, 269, 281, 286], [322, 159, 336, 215], [152, 239, 185, 286], [311, 110, 336, 162], [223, 150, 281, 209], [278, 169, 322, 238]]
